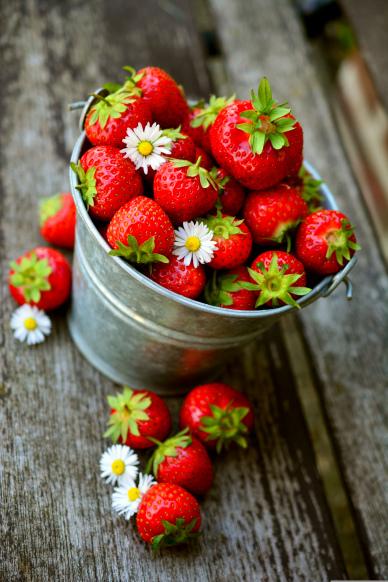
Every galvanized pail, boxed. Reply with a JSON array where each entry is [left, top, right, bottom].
[[68, 95, 356, 395]]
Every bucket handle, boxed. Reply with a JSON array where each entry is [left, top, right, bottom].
[[69, 88, 106, 131], [320, 256, 357, 300]]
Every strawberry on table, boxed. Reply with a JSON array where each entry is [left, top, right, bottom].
[[153, 158, 219, 224], [205, 267, 257, 310], [136, 483, 201, 548], [146, 428, 213, 496], [150, 256, 206, 299], [107, 196, 174, 265], [71, 145, 143, 221], [183, 95, 235, 153], [243, 250, 311, 308], [129, 66, 189, 128], [212, 167, 245, 216], [209, 77, 303, 190], [39, 192, 76, 249], [9, 247, 71, 311], [201, 211, 252, 270], [85, 85, 152, 148], [180, 382, 254, 453], [243, 183, 308, 246], [105, 386, 172, 450], [296, 209, 360, 275]]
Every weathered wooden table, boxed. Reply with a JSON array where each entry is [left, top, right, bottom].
[[1, 1, 387, 581]]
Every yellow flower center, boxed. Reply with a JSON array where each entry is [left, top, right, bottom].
[[111, 459, 125, 476], [24, 317, 38, 331], [137, 141, 154, 156], [127, 487, 141, 502], [185, 236, 201, 252]]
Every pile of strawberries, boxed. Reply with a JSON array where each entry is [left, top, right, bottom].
[[101, 381, 254, 549], [70, 66, 359, 310]]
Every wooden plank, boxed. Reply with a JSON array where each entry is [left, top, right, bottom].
[[340, 0, 388, 112], [0, 1, 345, 580], [208, 0, 388, 577]]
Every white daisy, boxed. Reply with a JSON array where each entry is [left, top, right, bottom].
[[100, 444, 139, 486], [121, 122, 172, 174], [173, 221, 218, 268], [10, 304, 51, 345], [112, 473, 155, 520]]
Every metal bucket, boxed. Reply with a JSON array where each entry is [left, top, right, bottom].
[[68, 94, 357, 395]]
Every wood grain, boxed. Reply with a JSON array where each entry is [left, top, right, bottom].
[[0, 1, 346, 580], [208, 0, 388, 577], [340, 0, 388, 111]]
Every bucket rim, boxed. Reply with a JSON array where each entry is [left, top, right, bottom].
[[69, 132, 355, 319]]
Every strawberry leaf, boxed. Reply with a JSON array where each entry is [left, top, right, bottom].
[[109, 235, 169, 265], [236, 77, 297, 155]]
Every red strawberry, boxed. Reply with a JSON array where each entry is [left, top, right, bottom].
[[137, 483, 201, 548], [104, 386, 171, 449], [166, 128, 196, 162], [9, 247, 71, 311], [195, 147, 214, 171], [181, 106, 208, 149], [85, 87, 152, 148], [210, 78, 303, 190], [180, 382, 254, 452], [39, 192, 76, 249], [146, 428, 213, 496], [286, 166, 323, 211], [202, 211, 252, 270], [244, 250, 311, 308], [296, 210, 360, 275], [205, 266, 257, 310], [243, 183, 308, 245], [153, 158, 218, 224], [212, 168, 245, 215], [71, 146, 143, 221], [140, 128, 196, 187], [134, 66, 189, 128], [107, 196, 174, 265], [150, 256, 206, 299], [183, 95, 235, 153]]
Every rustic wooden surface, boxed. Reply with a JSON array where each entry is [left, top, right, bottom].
[[340, 0, 388, 111], [208, 0, 388, 578], [0, 0, 385, 580]]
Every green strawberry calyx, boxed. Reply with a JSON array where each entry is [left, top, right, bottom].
[[298, 166, 323, 210], [236, 77, 296, 155], [70, 162, 97, 208], [191, 94, 235, 130], [201, 403, 250, 453], [202, 210, 245, 240], [162, 126, 187, 142], [146, 428, 192, 476], [152, 518, 199, 551], [108, 235, 169, 265], [240, 253, 311, 309], [325, 219, 361, 265], [170, 157, 218, 190], [9, 252, 52, 303], [205, 272, 243, 307], [120, 65, 145, 93], [39, 194, 63, 226], [104, 386, 152, 442], [88, 89, 138, 129]]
